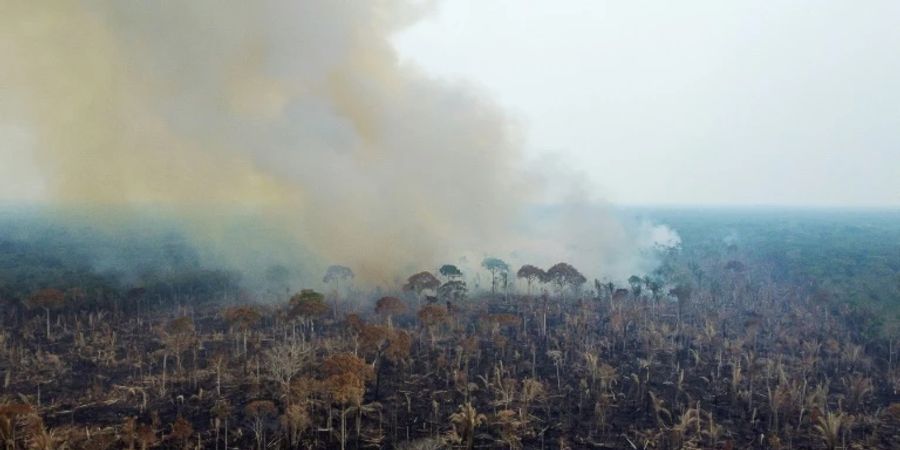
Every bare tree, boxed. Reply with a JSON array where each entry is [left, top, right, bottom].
[[223, 306, 261, 354], [265, 338, 313, 402], [27, 289, 65, 339]]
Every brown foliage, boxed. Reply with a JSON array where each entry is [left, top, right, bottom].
[[0, 403, 33, 447], [321, 353, 374, 381], [375, 296, 407, 317], [545, 262, 586, 291], [324, 372, 366, 406], [404, 272, 440, 294], [27, 288, 65, 310], [385, 330, 412, 363], [137, 424, 158, 450], [358, 324, 389, 354], [320, 353, 374, 407], [344, 313, 366, 332], [417, 305, 448, 327], [222, 305, 261, 329], [245, 400, 277, 418], [168, 416, 193, 444]]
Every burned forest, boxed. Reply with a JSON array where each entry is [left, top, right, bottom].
[[0, 210, 898, 449], [3, 1, 900, 449]]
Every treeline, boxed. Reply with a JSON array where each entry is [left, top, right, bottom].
[[0, 233, 243, 316], [640, 207, 900, 328]]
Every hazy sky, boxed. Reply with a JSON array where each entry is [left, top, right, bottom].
[[393, 1, 900, 207]]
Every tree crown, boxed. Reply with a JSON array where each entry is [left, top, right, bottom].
[[323, 265, 354, 283], [481, 257, 509, 273], [403, 271, 440, 294], [439, 264, 463, 278], [289, 289, 330, 318]]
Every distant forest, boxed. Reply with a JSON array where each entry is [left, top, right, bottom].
[[0, 211, 243, 313], [1, 208, 898, 331], [640, 208, 900, 330]]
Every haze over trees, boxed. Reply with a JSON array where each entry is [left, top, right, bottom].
[[438, 264, 463, 281], [516, 264, 546, 297], [26, 288, 65, 339], [2, 0, 899, 448], [437, 280, 467, 304], [545, 262, 587, 297], [403, 271, 441, 301], [481, 257, 509, 295], [374, 296, 406, 328], [0, 210, 898, 449]]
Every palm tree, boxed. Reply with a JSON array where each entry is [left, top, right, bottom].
[[813, 411, 844, 450], [450, 402, 486, 450]]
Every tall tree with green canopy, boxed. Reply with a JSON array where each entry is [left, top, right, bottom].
[[481, 257, 509, 295], [645, 277, 663, 302], [628, 275, 644, 299], [439, 264, 463, 281], [438, 280, 468, 303]]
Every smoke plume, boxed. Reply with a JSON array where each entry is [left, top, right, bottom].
[[0, 1, 674, 285]]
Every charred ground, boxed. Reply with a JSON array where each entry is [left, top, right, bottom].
[[0, 209, 898, 449]]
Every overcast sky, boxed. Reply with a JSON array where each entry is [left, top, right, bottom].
[[393, 0, 900, 207]]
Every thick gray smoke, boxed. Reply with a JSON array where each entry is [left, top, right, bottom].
[[0, 1, 676, 286]]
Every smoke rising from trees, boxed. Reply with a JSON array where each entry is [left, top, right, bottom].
[[1, 1, 675, 285]]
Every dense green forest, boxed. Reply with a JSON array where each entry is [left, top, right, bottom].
[[0, 210, 243, 312], [638, 208, 900, 330]]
